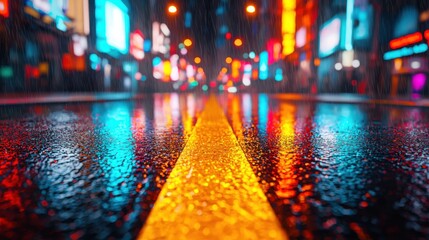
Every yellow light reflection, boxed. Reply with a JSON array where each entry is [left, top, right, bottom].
[[276, 103, 296, 199], [138, 97, 287, 240]]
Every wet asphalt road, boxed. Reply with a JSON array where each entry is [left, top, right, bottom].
[[0, 93, 428, 239], [0, 94, 206, 239], [220, 94, 429, 239]]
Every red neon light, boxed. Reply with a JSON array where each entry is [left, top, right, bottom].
[[389, 32, 423, 49], [425, 30, 429, 41], [0, 0, 9, 18], [130, 30, 144, 60]]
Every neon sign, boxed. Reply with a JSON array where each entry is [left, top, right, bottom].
[[259, 51, 269, 80], [281, 0, 296, 56], [383, 43, 428, 60], [0, 0, 9, 18], [319, 17, 342, 57], [95, 0, 130, 57], [345, 0, 354, 50], [295, 27, 306, 48], [152, 22, 170, 55], [130, 30, 144, 60], [25, 0, 71, 30], [231, 60, 241, 80], [28, 0, 50, 14], [389, 32, 423, 49]]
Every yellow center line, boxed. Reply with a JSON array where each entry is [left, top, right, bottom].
[[138, 96, 287, 240]]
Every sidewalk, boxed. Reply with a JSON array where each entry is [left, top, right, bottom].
[[1, 92, 429, 108], [0, 92, 145, 106], [272, 93, 429, 108]]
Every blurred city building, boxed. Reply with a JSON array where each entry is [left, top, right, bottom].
[[316, 0, 376, 94], [0, 0, 428, 97], [379, 0, 429, 97]]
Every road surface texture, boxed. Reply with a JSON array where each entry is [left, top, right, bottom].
[[1, 93, 428, 239]]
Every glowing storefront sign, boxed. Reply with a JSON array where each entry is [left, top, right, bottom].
[[383, 43, 428, 61], [130, 30, 144, 60], [389, 32, 423, 50], [26, 0, 71, 30], [72, 34, 88, 57], [281, 0, 296, 56], [345, 0, 354, 50], [295, 27, 306, 48], [153, 57, 163, 80], [95, 0, 130, 57], [29, 0, 50, 13], [0, 0, 9, 18], [259, 51, 269, 80], [152, 22, 170, 55], [267, 39, 282, 64], [319, 17, 342, 58], [231, 60, 241, 80]]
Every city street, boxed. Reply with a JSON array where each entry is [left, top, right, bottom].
[[1, 93, 428, 239]]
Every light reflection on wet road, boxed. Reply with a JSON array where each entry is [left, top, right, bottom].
[[0, 94, 206, 239], [220, 94, 429, 239], [0, 93, 428, 239]]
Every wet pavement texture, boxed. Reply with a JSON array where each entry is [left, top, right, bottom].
[[0, 93, 429, 239], [220, 94, 429, 239], [0, 94, 205, 239]]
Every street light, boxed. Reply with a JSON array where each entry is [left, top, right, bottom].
[[246, 4, 256, 14], [168, 4, 178, 14], [184, 38, 193, 47], [233, 38, 243, 47]]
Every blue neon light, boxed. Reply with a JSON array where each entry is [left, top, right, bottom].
[[185, 12, 192, 28], [383, 43, 428, 60], [275, 68, 283, 81], [95, 0, 130, 58], [259, 51, 269, 80], [345, 0, 355, 50], [144, 40, 152, 52], [152, 57, 162, 66]]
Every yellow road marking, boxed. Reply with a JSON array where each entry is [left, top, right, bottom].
[[138, 96, 287, 240]]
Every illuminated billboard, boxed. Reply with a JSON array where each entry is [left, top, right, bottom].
[[0, 0, 9, 18], [152, 22, 170, 55], [281, 0, 296, 56], [25, 0, 71, 31], [319, 16, 344, 58], [27, 0, 50, 14], [95, 0, 130, 57]]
